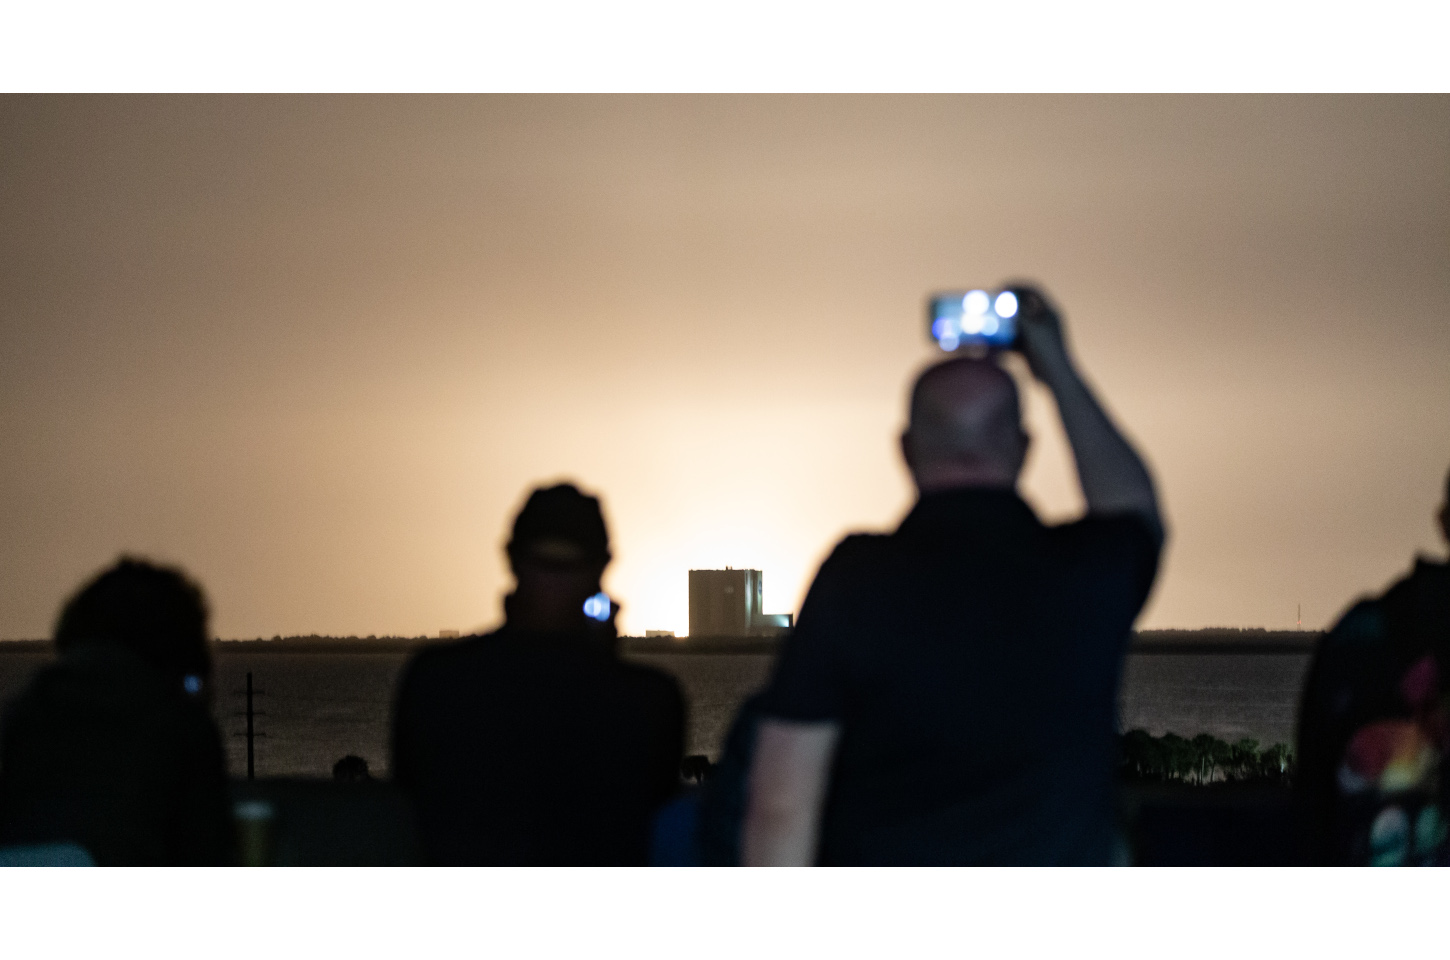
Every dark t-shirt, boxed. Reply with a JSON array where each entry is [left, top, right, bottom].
[[762, 489, 1161, 865], [391, 626, 686, 865], [0, 644, 234, 865], [1294, 559, 1450, 866]]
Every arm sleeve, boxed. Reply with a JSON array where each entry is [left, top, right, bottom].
[[1067, 512, 1163, 616], [760, 541, 862, 723]]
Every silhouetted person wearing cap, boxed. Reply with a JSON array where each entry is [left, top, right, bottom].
[[0, 558, 234, 865], [391, 483, 686, 865], [743, 286, 1163, 865]]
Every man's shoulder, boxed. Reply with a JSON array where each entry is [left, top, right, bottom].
[[1318, 559, 1447, 660], [835, 531, 891, 551], [18, 648, 189, 714], [818, 532, 893, 572], [1306, 598, 1393, 694], [1326, 599, 1389, 649], [399, 633, 499, 685], [1048, 510, 1157, 540], [4, 656, 217, 759], [1380, 558, 1449, 617], [1044, 510, 1163, 562], [405, 632, 487, 662]]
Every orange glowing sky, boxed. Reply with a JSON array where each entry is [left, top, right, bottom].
[[2, 95, 1447, 639]]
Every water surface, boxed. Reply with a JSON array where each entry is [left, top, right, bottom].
[[0, 647, 1311, 779]]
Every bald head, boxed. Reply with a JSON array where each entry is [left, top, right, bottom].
[[902, 358, 1028, 494]]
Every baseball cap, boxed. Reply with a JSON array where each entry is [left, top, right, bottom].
[[506, 483, 611, 565]]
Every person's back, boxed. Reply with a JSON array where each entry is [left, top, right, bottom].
[[743, 286, 1163, 865], [395, 629, 682, 864], [1295, 470, 1450, 866], [0, 559, 233, 866], [782, 494, 1155, 863], [392, 484, 685, 865]]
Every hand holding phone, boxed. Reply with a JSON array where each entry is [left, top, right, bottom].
[[1004, 285, 1072, 382]]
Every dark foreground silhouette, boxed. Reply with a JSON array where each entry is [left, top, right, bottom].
[[1294, 472, 1450, 866], [0, 559, 233, 865], [0, 472, 1443, 866], [745, 287, 1165, 865], [391, 484, 685, 865]]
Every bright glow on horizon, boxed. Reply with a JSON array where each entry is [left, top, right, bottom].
[[2, 97, 1445, 641]]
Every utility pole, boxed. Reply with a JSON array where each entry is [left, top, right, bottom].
[[245, 672, 255, 780], [234, 672, 266, 781], [1297, 603, 1302, 630]]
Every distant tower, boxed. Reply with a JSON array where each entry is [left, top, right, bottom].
[[689, 569, 760, 637], [1297, 603, 1302, 630], [688, 569, 793, 638]]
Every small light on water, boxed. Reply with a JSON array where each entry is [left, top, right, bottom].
[[183, 675, 202, 695]]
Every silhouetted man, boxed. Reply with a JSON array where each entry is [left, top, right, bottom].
[[743, 287, 1164, 865], [0, 558, 234, 865], [1295, 469, 1450, 865], [391, 483, 685, 864]]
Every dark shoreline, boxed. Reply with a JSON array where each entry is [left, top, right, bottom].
[[0, 629, 1322, 657]]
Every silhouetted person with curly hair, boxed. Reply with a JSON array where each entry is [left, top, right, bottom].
[[0, 558, 234, 865]]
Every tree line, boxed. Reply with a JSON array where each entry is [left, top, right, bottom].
[[1121, 729, 1293, 785]]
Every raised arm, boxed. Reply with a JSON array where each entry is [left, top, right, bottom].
[[741, 719, 841, 866], [1013, 286, 1164, 541]]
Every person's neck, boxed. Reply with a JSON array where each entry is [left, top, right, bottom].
[[913, 474, 1018, 496], [503, 592, 587, 634], [910, 458, 1019, 494]]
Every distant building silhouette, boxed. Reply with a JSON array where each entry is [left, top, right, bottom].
[[688, 568, 793, 638], [438, 629, 460, 639], [644, 630, 676, 638]]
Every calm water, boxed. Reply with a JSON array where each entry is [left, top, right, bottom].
[[0, 648, 1311, 779]]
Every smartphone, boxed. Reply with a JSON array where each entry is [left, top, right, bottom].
[[927, 288, 1020, 352], [583, 591, 620, 655], [583, 591, 613, 623]]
